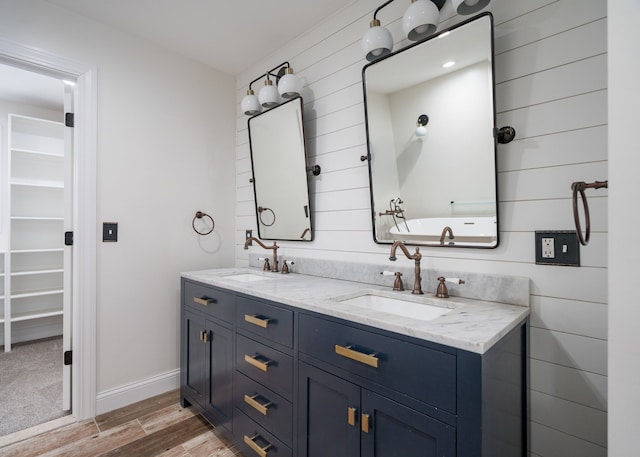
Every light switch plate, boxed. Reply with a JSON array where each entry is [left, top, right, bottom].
[[103, 222, 118, 242]]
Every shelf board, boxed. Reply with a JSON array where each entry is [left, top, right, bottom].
[[11, 216, 64, 222], [11, 248, 65, 254], [11, 289, 63, 299], [4, 308, 64, 323], [10, 178, 64, 189], [11, 268, 64, 276], [11, 147, 64, 158]]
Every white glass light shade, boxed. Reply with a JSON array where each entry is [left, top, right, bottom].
[[259, 79, 280, 108], [402, 0, 439, 41], [241, 89, 261, 116], [363, 19, 393, 62], [278, 68, 303, 99], [451, 0, 490, 15], [415, 125, 427, 137]]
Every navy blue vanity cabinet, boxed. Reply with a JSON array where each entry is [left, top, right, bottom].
[[180, 279, 234, 434], [233, 293, 295, 457], [297, 311, 527, 457]]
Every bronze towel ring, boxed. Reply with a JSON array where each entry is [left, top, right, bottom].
[[192, 211, 215, 235], [571, 180, 608, 246], [258, 206, 276, 227]]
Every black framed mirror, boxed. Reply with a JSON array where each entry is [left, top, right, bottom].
[[363, 13, 498, 248], [248, 96, 313, 241]]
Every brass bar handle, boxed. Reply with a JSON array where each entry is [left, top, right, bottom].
[[202, 331, 209, 343], [244, 354, 271, 372], [335, 345, 379, 368], [245, 314, 271, 328], [348, 407, 357, 426], [193, 296, 215, 306], [243, 434, 272, 457], [199, 331, 204, 342], [244, 394, 272, 416], [361, 413, 371, 433]]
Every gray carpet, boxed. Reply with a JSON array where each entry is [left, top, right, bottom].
[[0, 337, 69, 437]]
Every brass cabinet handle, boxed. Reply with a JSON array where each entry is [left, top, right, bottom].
[[245, 314, 271, 328], [335, 345, 379, 368], [361, 413, 371, 433], [244, 354, 271, 372], [202, 331, 209, 343], [243, 434, 272, 457], [193, 296, 215, 306], [348, 407, 357, 426], [244, 394, 272, 416]]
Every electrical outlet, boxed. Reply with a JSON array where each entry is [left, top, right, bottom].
[[535, 231, 580, 266], [541, 238, 554, 258]]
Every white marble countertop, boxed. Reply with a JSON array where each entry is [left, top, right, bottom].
[[182, 267, 529, 354]]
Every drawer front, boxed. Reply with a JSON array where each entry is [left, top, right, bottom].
[[235, 409, 292, 457], [236, 296, 293, 348], [183, 280, 234, 323], [235, 372, 293, 445], [237, 334, 293, 399], [299, 313, 457, 413]]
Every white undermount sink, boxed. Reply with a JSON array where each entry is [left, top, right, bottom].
[[223, 273, 275, 282], [336, 292, 452, 322]]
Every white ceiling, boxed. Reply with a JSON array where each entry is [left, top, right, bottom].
[[1, 0, 355, 111], [46, 0, 356, 75]]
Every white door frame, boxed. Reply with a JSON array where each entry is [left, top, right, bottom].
[[0, 37, 98, 420]]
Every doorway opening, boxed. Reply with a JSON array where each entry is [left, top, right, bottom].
[[0, 62, 72, 437]]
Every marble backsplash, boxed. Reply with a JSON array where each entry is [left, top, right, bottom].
[[248, 253, 529, 307]]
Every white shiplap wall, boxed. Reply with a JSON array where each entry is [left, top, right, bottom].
[[234, 1, 608, 455]]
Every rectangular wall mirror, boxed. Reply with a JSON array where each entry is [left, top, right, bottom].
[[248, 96, 313, 241], [363, 13, 498, 248]]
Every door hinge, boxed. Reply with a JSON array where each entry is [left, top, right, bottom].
[[64, 350, 72, 365], [65, 112, 75, 127], [64, 231, 73, 246]]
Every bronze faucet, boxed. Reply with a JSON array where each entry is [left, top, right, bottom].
[[439, 226, 454, 245], [389, 241, 423, 294], [244, 237, 279, 272]]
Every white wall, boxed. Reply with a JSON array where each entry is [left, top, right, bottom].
[[0, 0, 236, 405], [608, 1, 640, 456], [235, 0, 608, 455]]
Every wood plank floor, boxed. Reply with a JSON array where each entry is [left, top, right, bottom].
[[0, 390, 245, 457]]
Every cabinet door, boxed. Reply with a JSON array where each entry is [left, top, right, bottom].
[[183, 309, 208, 407], [298, 362, 360, 457], [361, 390, 456, 457], [207, 319, 233, 432]]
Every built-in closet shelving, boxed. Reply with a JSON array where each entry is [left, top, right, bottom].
[[3, 114, 65, 351]]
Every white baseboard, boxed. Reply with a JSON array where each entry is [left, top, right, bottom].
[[95, 369, 180, 415]]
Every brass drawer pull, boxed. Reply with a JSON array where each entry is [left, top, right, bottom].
[[244, 394, 272, 415], [245, 314, 271, 328], [244, 434, 272, 457], [335, 345, 379, 368], [199, 330, 209, 343], [193, 296, 215, 306], [361, 413, 371, 433], [348, 407, 357, 426], [244, 354, 271, 372]]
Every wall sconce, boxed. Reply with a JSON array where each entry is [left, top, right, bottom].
[[241, 62, 303, 116], [363, 0, 491, 60], [415, 114, 429, 137]]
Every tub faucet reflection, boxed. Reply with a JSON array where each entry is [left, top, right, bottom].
[[389, 241, 423, 294], [244, 237, 279, 272], [439, 226, 454, 245]]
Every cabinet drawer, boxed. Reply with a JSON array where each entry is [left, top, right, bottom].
[[237, 334, 293, 399], [235, 409, 292, 457], [183, 280, 234, 323], [299, 314, 457, 413], [236, 296, 293, 348], [235, 372, 293, 445]]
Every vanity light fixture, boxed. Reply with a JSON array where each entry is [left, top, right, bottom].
[[241, 62, 303, 116], [415, 114, 429, 137], [363, 0, 492, 60]]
